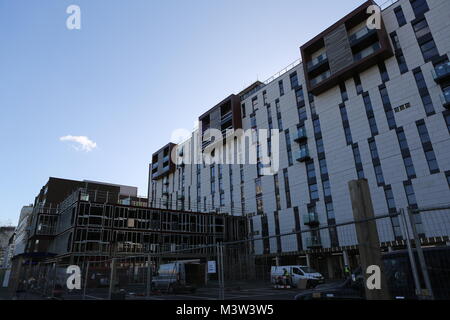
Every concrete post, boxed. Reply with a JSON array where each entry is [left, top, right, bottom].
[[343, 250, 350, 267], [306, 254, 311, 267], [348, 179, 390, 300]]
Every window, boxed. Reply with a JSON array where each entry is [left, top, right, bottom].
[[251, 96, 258, 112], [274, 174, 281, 210], [413, 69, 435, 115], [363, 93, 373, 112], [283, 169, 291, 208], [325, 202, 335, 219], [306, 161, 316, 179], [368, 116, 378, 136], [295, 87, 305, 106], [384, 187, 396, 210], [263, 90, 267, 105], [425, 150, 439, 172], [340, 104, 349, 122], [404, 156, 416, 178], [323, 179, 331, 197], [417, 122, 431, 144], [390, 32, 401, 50], [309, 183, 319, 201], [394, 6, 407, 27], [446, 171, 450, 188], [319, 158, 328, 175], [340, 105, 353, 144], [378, 62, 389, 83], [374, 165, 385, 185], [339, 83, 348, 101], [420, 39, 439, 62], [344, 127, 353, 145], [397, 129, 409, 150], [412, 18, 430, 39], [278, 80, 284, 96], [285, 131, 293, 166], [410, 0, 429, 17], [352, 144, 365, 179], [241, 103, 246, 118], [396, 53, 409, 74], [308, 93, 316, 115], [313, 118, 321, 134], [369, 140, 379, 159], [290, 72, 299, 89], [275, 99, 283, 130], [316, 138, 324, 154], [445, 113, 450, 134], [354, 75, 363, 94], [404, 182, 417, 206], [379, 86, 396, 129], [298, 105, 307, 122]]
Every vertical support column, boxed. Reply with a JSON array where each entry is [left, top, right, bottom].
[[348, 179, 390, 300], [400, 208, 421, 298], [407, 207, 434, 300], [83, 261, 90, 300], [306, 253, 311, 268], [342, 250, 350, 267], [108, 258, 116, 300], [146, 254, 152, 299]]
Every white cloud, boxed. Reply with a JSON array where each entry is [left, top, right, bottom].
[[60, 135, 97, 152]]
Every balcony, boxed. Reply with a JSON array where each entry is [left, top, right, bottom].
[[440, 90, 450, 109], [295, 148, 311, 162], [303, 212, 320, 227], [432, 61, 450, 84], [307, 53, 328, 72], [348, 27, 377, 46], [151, 163, 158, 170], [353, 42, 381, 62], [221, 112, 233, 123], [294, 128, 308, 143], [162, 155, 170, 163], [310, 70, 331, 87], [306, 236, 322, 249]]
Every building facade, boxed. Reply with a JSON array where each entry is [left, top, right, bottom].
[[148, 0, 450, 275]]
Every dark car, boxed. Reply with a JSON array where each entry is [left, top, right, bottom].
[[295, 270, 365, 300]]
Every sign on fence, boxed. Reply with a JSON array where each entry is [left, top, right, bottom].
[[207, 261, 216, 274]]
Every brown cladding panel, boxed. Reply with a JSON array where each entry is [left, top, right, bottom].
[[324, 24, 354, 75]]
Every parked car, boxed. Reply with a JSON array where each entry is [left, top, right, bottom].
[[271, 265, 324, 288]]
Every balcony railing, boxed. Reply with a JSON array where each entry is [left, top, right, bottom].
[[303, 212, 320, 226], [221, 112, 233, 123], [294, 128, 307, 143], [306, 236, 322, 248], [432, 61, 450, 83], [353, 42, 380, 62], [349, 27, 376, 45], [310, 70, 331, 86], [307, 53, 328, 71], [295, 148, 311, 162]]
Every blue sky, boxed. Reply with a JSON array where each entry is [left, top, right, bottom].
[[0, 0, 371, 225]]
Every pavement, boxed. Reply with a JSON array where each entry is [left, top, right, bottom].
[[1, 281, 316, 300]]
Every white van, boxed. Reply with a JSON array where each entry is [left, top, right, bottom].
[[271, 265, 324, 288]]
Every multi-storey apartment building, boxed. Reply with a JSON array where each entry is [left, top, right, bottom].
[[149, 0, 450, 276]]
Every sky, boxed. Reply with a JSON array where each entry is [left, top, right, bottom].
[[0, 0, 377, 226]]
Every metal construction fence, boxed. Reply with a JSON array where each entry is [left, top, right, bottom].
[[11, 204, 450, 300]]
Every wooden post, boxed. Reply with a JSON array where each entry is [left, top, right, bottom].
[[348, 179, 390, 300]]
